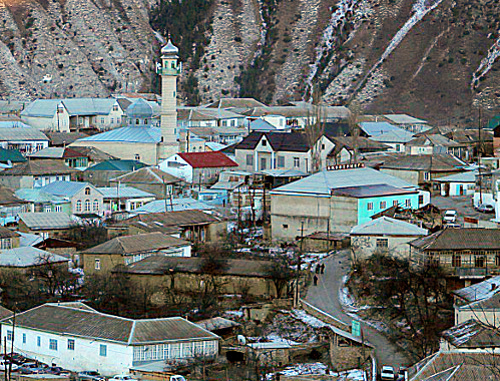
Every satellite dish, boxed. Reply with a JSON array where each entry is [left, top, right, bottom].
[[237, 335, 246, 345]]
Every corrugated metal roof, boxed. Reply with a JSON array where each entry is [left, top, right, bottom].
[[442, 320, 500, 348], [134, 198, 215, 214], [435, 171, 477, 183], [383, 114, 428, 124], [381, 154, 466, 172], [351, 216, 428, 236], [85, 160, 147, 172], [195, 317, 240, 332], [271, 167, 417, 196], [369, 129, 415, 143], [0, 247, 68, 267], [235, 131, 310, 152], [177, 151, 238, 168], [45, 132, 88, 146], [410, 228, 500, 251], [452, 276, 500, 303], [332, 184, 416, 198], [359, 122, 401, 136], [29, 147, 65, 159], [83, 232, 188, 255], [75, 126, 160, 144], [3, 303, 219, 344], [18, 232, 44, 247], [1, 160, 76, 176], [0, 126, 49, 141], [22, 98, 119, 118], [97, 186, 154, 199], [0, 148, 26, 163], [18, 212, 74, 230], [42, 181, 95, 198], [112, 167, 180, 185], [16, 188, 69, 204]]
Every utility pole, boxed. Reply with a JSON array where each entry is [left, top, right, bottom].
[[478, 108, 483, 204], [295, 221, 305, 308]]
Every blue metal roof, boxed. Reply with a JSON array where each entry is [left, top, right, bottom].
[[22, 98, 119, 118], [41, 181, 95, 198], [97, 186, 154, 199], [359, 122, 401, 137], [75, 126, 161, 144]]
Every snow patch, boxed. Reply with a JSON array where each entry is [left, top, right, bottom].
[[266, 362, 365, 380], [472, 35, 500, 89]]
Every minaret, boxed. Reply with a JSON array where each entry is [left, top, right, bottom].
[[158, 39, 181, 157]]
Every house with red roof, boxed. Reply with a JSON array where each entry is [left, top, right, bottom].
[[158, 151, 238, 184]]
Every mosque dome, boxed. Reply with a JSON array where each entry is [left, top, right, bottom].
[[126, 98, 153, 118]]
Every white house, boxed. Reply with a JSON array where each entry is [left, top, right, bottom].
[[97, 186, 156, 213], [1, 302, 220, 376], [350, 216, 428, 260], [0, 122, 49, 155], [159, 151, 238, 184], [436, 170, 477, 197]]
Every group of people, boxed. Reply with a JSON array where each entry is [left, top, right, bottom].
[[313, 263, 325, 286]]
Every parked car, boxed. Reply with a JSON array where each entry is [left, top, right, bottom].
[[397, 367, 408, 380], [476, 204, 495, 213], [109, 375, 138, 381], [46, 366, 70, 376], [443, 210, 457, 223], [78, 371, 106, 381], [0, 361, 19, 371], [381, 365, 396, 380], [19, 362, 47, 375]]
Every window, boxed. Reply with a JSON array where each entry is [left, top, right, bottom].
[[418, 195, 424, 205], [475, 255, 485, 268], [68, 339, 75, 350], [100, 118, 104, 124], [76, 200, 82, 212], [22, 333, 26, 344], [85, 199, 90, 212], [95, 259, 101, 270], [246, 154, 254, 166], [424, 172, 430, 181], [452, 254, 462, 267], [376, 238, 388, 248], [367, 202, 374, 211], [85, 187, 91, 195], [55, 205, 62, 213], [49, 339, 58, 351], [321, 144, 325, 150], [37, 336, 41, 347], [136, 119, 140, 125], [282, 224, 288, 229], [395, 144, 401, 151], [278, 156, 285, 168], [93, 199, 99, 212], [260, 157, 266, 170], [135, 154, 140, 160], [380, 201, 386, 210], [44, 205, 51, 213], [405, 199, 411, 208], [496, 254, 500, 268], [144, 119, 148, 125], [113, 105, 118, 111], [0, 238, 12, 250], [100, 344, 107, 357], [393, 200, 399, 207], [261, 139, 267, 146], [110, 118, 114, 124], [6, 330, 13, 341], [293, 157, 300, 168]]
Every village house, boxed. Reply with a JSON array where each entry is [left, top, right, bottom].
[[405, 134, 466, 158], [81, 232, 191, 274], [15, 188, 72, 214], [270, 165, 429, 240], [0, 226, 20, 249], [234, 131, 314, 173], [159, 151, 238, 185], [440, 319, 500, 352], [368, 129, 415, 153], [436, 170, 477, 197], [29, 147, 90, 168], [0, 122, 49, 154], [21, 98, 128, 132], [0, 186, 29, 226], [0, 147, 26, 167], [110, 167, 182, 199], [0, 160, 77, 190], [379, 154, 467, 186], [109, 210, 226, 243], [81, 160, 147, 187], [409, 228, 500, 289], [41, 181, 104, 217], [17, 212, 74, 239], [97, 186, 156, 214], [177, 106, 247, 129], [45, 131, 89, 147], [0, 302, 220, 375], [350, 216, 428, 260], [0, 246, 69, 274], [133, 197, 215, 214], [382, 114, 429, 134], [324, 136, 390, 166], [117, 256, 288, 299]]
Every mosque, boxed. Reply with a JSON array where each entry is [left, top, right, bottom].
[[71, 40, 204, 165]]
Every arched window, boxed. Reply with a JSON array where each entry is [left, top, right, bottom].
[[93, 199, 99, 212], [136, 119, 140, 125], [85, 199, 90, 212], [85, 187, 91, 195], [144, 119, 148, 125], [76, 200, 82, 212]]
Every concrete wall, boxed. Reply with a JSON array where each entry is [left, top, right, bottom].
[[1, 324, 133, 375], [71, 185, 104, 215], [71, 141, 159, 165], [0, 175, 71, 190], [380, 168, 420, 186], [440, 182, 475, 197], [357, 193, 419, 225], [22, 108, 71, 133], [351, 235, 421, 260], [456, 307, 500, 327]]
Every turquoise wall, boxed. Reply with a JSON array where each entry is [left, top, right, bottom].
[[357, 193, 419, 225]]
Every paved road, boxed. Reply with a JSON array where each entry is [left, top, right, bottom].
[[432, 195, 493, 224], [305, 250, 410, 369]]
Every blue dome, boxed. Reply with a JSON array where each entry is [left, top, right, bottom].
[[126, 99, 153, 118], [161, 39, 179, 55]]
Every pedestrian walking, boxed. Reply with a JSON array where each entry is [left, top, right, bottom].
[[321, 263, 325, 274], [313, 275, 318, 286], [315, 265, 320, 274]]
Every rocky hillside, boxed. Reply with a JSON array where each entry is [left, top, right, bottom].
[[0, 0, 158, 99], [1, 0, 499, 123]]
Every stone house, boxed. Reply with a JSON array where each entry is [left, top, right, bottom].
[[0, 246, 69, 274], [1, 302, 220, 376], [270, 166, 428, 241], [80, 160, 147, 187], [15, 189, 72, 215], [350, 216, 428, 260], [0, 160, 76, 190], [29, 147, 90, 168], [0, 226, 20, 249], [405, 134, 466, 158], [117, 256, 286, 299], [0, 186, 29, 226], [108, 210, 227, 244], [159, 151, 238, 185], [17, 212, 74, 239], [97, 186, 156, 214], [409, 228, 500, 289], [81, 232, 192, 274], [41, 181, 104, 217]]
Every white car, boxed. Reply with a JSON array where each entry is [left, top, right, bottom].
[[381, 365, 395, 380], [443, 210, 457, 223], [0, 361, 18, 371], [109, 376, 138, 381]]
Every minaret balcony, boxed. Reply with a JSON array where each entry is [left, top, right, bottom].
[[158, 67, 181, 75]]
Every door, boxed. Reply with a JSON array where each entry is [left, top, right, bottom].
[[260, 157, 267, 170]]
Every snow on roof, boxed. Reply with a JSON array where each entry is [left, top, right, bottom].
[[350, 216, 428, 236], [453, 276, 500, 303]]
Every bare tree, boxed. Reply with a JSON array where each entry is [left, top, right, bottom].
[[304, 85, 326, 173]]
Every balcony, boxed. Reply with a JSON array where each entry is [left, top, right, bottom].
[[455, 267, 489, 279], [157, 67, 181, 76]]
